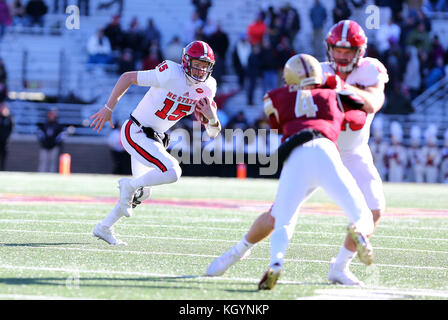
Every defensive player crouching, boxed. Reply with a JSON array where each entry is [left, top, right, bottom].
[[90, 41, 221, 245]]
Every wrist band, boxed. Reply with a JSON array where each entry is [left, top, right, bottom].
[[209, 118, 218, 126], [104, 104, 113, 112]]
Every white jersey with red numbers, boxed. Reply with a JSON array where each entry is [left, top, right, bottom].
[[321, 57, 389, 152], [131, 60, 217, 133]]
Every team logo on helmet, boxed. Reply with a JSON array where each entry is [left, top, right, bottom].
[[326, 20, 367, 73], [182, 41, 215, 82]]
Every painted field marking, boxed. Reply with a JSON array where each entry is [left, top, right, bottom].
[[1, 218, 448, 242], [1, 245, 448, 271], [2, 228, 448, 255]]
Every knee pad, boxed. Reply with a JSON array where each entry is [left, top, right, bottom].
[[165, 165, 182, 183]]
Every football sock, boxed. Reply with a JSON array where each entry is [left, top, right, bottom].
[[334, 245, 357, 270], [101, 202, 124, 228], [235, 234, 253, 255], [269, 227, 289, 267]]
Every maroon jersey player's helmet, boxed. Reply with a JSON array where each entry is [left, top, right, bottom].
[[283, 53, 323, 87], [326, 20, 367, 73], [182, 40, 215, 82]]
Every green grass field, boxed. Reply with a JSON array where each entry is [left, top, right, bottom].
[[1, 172, 448, 300]]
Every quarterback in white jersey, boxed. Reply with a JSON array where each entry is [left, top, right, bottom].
[[206, 20, 388, 287], [90, 41, 221, 245]]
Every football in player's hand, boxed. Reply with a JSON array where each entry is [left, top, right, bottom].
[[194, 106, 209, 124], [194, 97, 216, 124]]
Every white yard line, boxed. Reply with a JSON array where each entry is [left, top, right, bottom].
[[1, 218, 448, 242], [1, 245, 447, 271], [2, 228, 448, 255], [3, 209, 448, 231]]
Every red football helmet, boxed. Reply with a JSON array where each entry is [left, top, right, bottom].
[[326, 20, 367, 73], [182, 40, 215, 82]]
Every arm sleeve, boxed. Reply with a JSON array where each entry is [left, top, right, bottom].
[[136, 69, 161, 87]]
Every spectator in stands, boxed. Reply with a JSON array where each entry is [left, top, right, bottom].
[[103, 14, 123, 51], [274, 36, 296, 86], [208, 21, 229, 84], [260, 37, 278, 94], [183, 11, 203, 44], [383, 38, 404, 92], [386, 121, 407, 182], [226, 111, 249, 131], [163, 35, 184, 64], [369, 117, 388, 181], [407, 125, 425, 182], [37, 109, 65, 173], [141, 43, 162, 71], [422, 125, 441, 183], [246, 43, 262, 106], [118, 48, 136, 74], [332, 0, 351, 23], [247, 12, 267, 46], [264, 5, 277, 29], [267, 16, 287, 49], [87, 29, 114, 64], [383, 82, 413, 114], [349, 0, 366, 25], [9, 0, 25, 26], [122, 17, 144, 63], [430, 35, 445, 63], [403, 46, 421, 100], [202, 18, 216, 38], [0, 58, 7, 102], [192, 0, 212, 24], [309, 0, 327, 60], [232, 33, 251, 89], [279, 2, 300, 44], [0, 102, 13, 171], [142, 18, 161, 49], [406, 22, 431, 53], [108, 121, 130, 175], [376, 17, 401, 55], [0, 0, 11, 37], [24, 0, 48, 27], [425, 56, 445, 89]]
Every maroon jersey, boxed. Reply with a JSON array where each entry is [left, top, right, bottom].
[[264, 86, 336, 143]]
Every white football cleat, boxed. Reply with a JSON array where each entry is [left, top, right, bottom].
[[258, 263, 282, 290], [93, 223, 127, 245], [131, 186, 151, 209], [206, 246, 252, 276], [118, 178, 136, 217], [328, 259, 364, 286], [347, 223, 374, 266]]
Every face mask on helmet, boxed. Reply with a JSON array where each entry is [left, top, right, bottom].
[[182, 41, 215, 82], [326, 20, 367, 73]]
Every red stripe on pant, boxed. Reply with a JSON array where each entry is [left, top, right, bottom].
[[125, 120, 168, 172]]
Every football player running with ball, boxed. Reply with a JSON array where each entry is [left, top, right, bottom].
[[207, 20, 388, 287], [90, 41, 221, 245]]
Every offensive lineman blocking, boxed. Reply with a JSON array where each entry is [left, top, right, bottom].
[[206, 20, 389, 286], [90, 41, 221, 245]]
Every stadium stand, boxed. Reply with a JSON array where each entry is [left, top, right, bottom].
[[1, 0, 448, 180]]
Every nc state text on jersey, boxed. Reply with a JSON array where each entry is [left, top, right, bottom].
[[167, 91, 198, 105]]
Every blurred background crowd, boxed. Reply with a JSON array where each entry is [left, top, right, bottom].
[[0, 0, 448, 182]]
